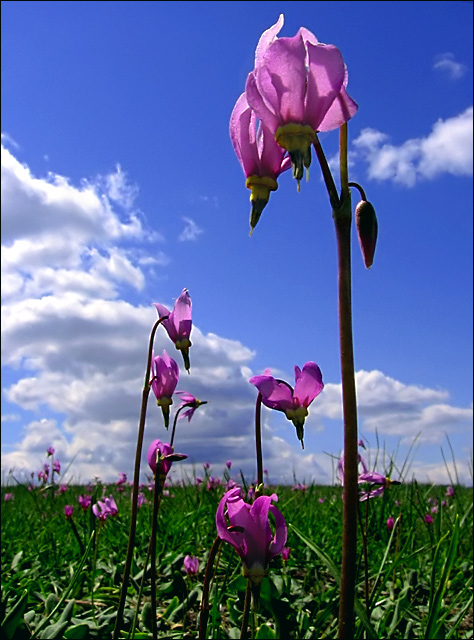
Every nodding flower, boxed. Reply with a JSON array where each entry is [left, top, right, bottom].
[[153, 289, 192, 372]]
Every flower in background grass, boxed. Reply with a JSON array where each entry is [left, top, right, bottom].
[[230, 92, 291, 233], [64, 505, 74, 519], [358, 471, 401, 501], [281, 546, 290, 562], [245, 14, 358, 187], [175, 391, 207, 422], [78, 494, 91, 510], [92, 496, 118, 521], [424, 514, 434, 525], [4, 493, 14, 502], [136, 492, 147, 507], [250, 362, 324, 448], [216, 487, 287, 586], [147, 439, 187, 478], [386, 517, 395, 532], [153, 289, 192, 372], [446, 486, 455, 498], [53, 460, 61, 474], [150, 350, 179, 429], [183, 555, 199, 576], [46, 446, 55, 457]]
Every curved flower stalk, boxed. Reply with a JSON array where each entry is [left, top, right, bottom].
[[153, 289, 192, 372], [245, 14, 358, 187], [230, 92, 291, 234], [216, 487, 287, 587], [250, 362, 324, 448], [150, 350, 179, 429]]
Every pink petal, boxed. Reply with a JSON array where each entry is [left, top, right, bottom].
[[245, 71, 280, 134], [250, 374, 294, 412], [293, 362, 324, 407], [317, 75, 358, 131], [268, 504, 288, 558], [304, 43, 346, 130], [254, 14, 284, 68], [230, 93, 260, 177], [172, 289, 192, 340]]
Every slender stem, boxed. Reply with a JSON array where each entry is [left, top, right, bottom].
[[240, 580, 252, 640], [255, 393, 264, 495], [348, 182, 367, 202], [150, 472, 165, 640], [113, 316, 167, 640], [199, 536, 222, 640], [313, 134, 340, 210]]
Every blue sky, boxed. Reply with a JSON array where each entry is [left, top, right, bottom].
[[1, 1, 472, 487]]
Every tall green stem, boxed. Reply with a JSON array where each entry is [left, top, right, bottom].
[[113, 316, 166, 640], [255, 393, 263, 495]]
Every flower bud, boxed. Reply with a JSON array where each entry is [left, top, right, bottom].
[[355, 200, 378, 269]]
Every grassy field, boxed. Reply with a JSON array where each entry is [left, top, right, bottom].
[[1, 462, 472, 640]]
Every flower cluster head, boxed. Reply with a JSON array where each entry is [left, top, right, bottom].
[[150, 350, 179, 429], [92, 496, 118, 521], [216, 487, 287, 587], [183, 555, 199, 576], [154, 289, 192, 372], [147, 439, 187, 479], [250, 362, 324, 448]]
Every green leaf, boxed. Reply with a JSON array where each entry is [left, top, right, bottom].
[[162, 595, 180, 620], [255, 623, 276, 639], [64, 624, 90, 639], [1, 589, 28, 640]]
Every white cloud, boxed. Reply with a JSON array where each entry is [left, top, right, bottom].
[[1, 145, 472, 487], [353, 107, 473, 186], [433, 53, 468, 80], [179, 216, 204, 241]]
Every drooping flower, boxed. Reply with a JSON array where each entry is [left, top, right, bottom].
[[337, 452, 369, 486], [153, 289, 192, 372], [46, 446, 55, 457], [216, 487, 287, 586], [245, 14, 358, 186], [424, 514, 434, 525], [78, 494, 91, 510], [446, 486, 455, 498], [175, 391, 207, 422], [250, 362, 324, 448], [150, 350, 179, 429], [183, 555, 199, 576], [147, 439, 187, 478], [92, 496, 118, 521], [64, 505, 74, 519], [386, 516, 395, 531], [4, 493, 14, 502], [358, 471, 400, 501], [230, 92, 291, 233], [53, 460, 61, 474]]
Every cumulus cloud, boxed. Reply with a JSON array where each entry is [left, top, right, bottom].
[[352, 107, 473, 187], [1, 145, 472, 487], [433, 53, 468, 80]]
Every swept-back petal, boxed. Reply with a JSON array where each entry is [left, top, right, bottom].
[[317, 66, 358, 131], [268, 504, 288, 558], [230, 93, 260, 177], [245, 71, 280, 134], [293, 362, 324, 407], [172, 289, 192, 340], [250, 374, 294, 412], [254, 14, 284, 68], [304, 43, 346, 130]]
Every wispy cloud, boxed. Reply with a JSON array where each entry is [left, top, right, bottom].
[[352, 107, 473, 187], [433, 53, 468, 80], [179, 216, 204, 241]]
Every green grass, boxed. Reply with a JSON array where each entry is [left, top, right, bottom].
[[1, 474, 472, 639]]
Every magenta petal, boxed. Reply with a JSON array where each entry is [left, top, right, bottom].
[[254, 14, 284, 68], [230, 93, 259, 177], [172, 289, 192, 340], [318, 82, 359, 131], [268, 504, 288, 558], [304, 43, 345, 130], [216, 489, 245, 557], [250, 374, 294, 412], [245, 71, 280, 134], [293, 362, 324, 407]]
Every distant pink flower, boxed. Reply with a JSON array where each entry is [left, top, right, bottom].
[[4, 493, 14, 502], [446, 486, 455, 498], [226, 460, 232, 469], [281, 546, 290, 562], [337, 453, 369, 486], [147, 439, 187, 477], [358, 438, 366, 449], [203, 463, 210, 470], [92, 496, 118, 521], [153, 289, 192, 371], [58, 484, 68, 494], [78, 494, 91, 510], [136, 492, 146, 507], [216, 487, 287, 585], [230, 92, 291, 233], [47, 446, 55, 456], [386, 516, 395, 531], [250, 362, 324, 448], [292, 483, 307, 492], [206, 476, 221, 491], [183, 555, 199, 576], [318, 497, 325, 504], [358, 471, 400, 501], [424, 514, 434, 525], [175, 391, 207, 422], [150, 350, 179, 428], [53, 460, 61, 474], [117, 472, 127, 485], [64, 505, 74, 519]]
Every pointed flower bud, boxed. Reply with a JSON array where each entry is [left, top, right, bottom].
[[355, 199, 378, 268]]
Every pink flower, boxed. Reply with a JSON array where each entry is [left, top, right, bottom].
[[153, 289, 192, 371], [386, 517, 395, 531], [226, 460, 232, 469], [150, 350, 179, 428], [337, 453, 368, 486], [46, 446, 55, 456], [446, 486, 455, 498], [424, 514, 434, 525], [230, 92, 291, 233], [358, 471, 400, 501], [53, 460, 61, 474], [245, 14, 358, 186], [216, 487, 287, 585], [64, 505, 74, 519], [281, 546, 290, 562], [4, 493, 14, 502], [92, 496, 118, 521], [183, 555, 199, 576], [250, 362, 323, 448], [136, 492, 146, 507], [78, 494, 91, 510], [175, 391, 207, 422], [147, 439, 187, 477]]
